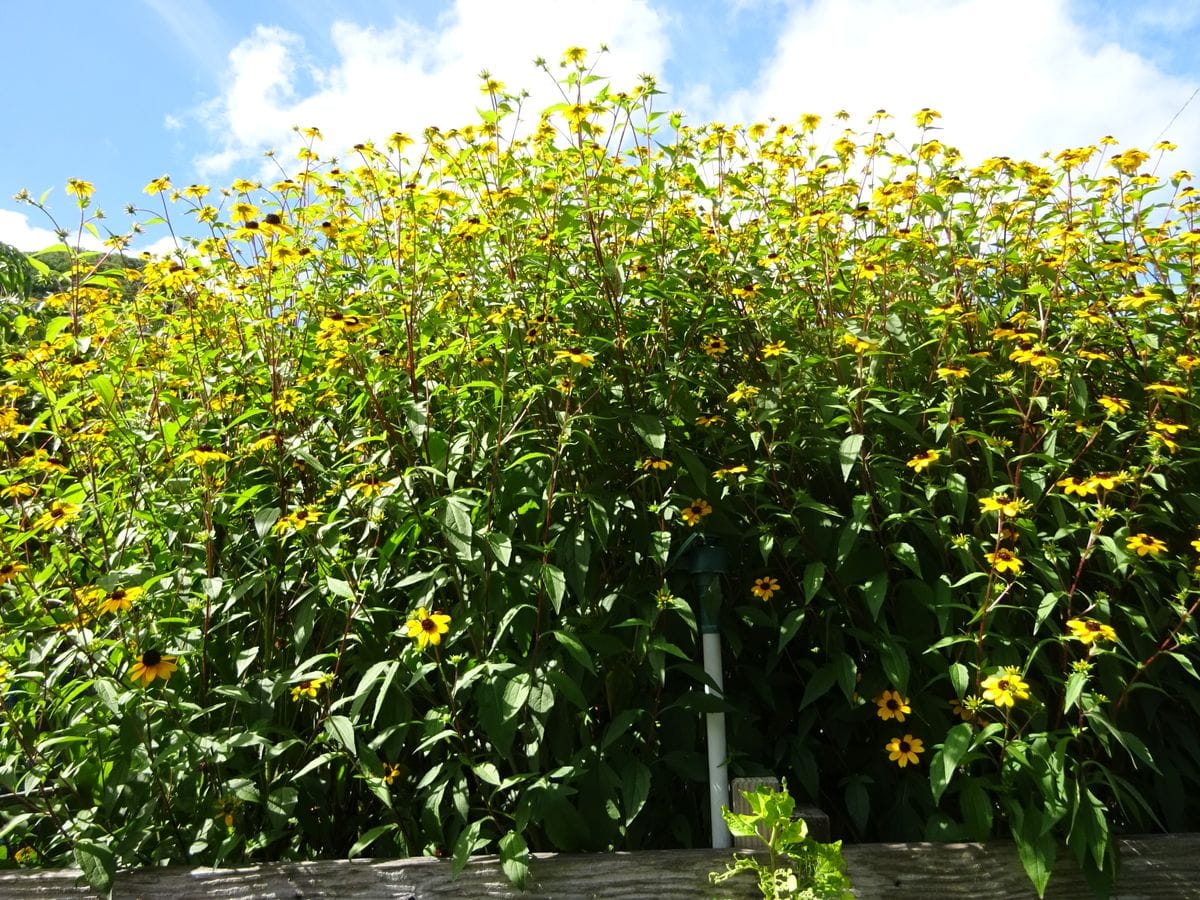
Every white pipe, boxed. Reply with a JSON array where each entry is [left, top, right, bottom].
[[702, 630, 731, 849]]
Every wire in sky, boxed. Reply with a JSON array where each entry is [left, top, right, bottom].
[[1155, 84, 1200, 144]]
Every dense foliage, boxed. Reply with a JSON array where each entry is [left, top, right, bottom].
[[2, 51, 1199, 895]]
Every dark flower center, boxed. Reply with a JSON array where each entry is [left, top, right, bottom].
[[421, 618, 437, 633], [899, 741, 911, 753], [997, 679, 1010, 691], [1086, 622, 1101, 632], [264, 213, 283, 226], [111, 589, 127, 601], [886, 699, 899, 711], [143, 650, 162, 667]]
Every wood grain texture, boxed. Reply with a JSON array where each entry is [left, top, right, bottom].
[[1, 835, 1196, 899]]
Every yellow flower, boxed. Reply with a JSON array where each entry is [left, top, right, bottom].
[[885, 734, 925, 767], [680, 498, 713, 526], [383, 762, 403, 785], [842, 333, 874, 354], [1097, 396, 1129, 415], [290, 673, 331, 701], [981, 668, 1030, 708], [914, 108, 941, 127], [563, 46, 587, 65], [906, 450, 940, 473], [1126, 533, 1166, 557], [978, 494, 1027, 517], [405, 607, 452, 649], [984, 547, 1023, 575], [1153, 420, 1188, 435], [639, 457, 672, 471], [727, 383, 759, 403], [937, 365, 969, 380], [1060, 480, 1099, 501], [875, 689, 911, 722], [273, 507, 321, 535], [1147, 382, 1187, 396], [1, 482, 35, 500], [714, 464, 748, 480], [1175, 354, 1200, 372], [1066, 619, 1117, 645], [695, 414, 724, 427], [100, 585, 143, 615], [554, 347, 593, 366], [762, 341, 787, 358], [703, 335, 729, 357], [751, 577, 780, 601], [349, 476, 390, 498], [66, 178, 95, 200], [143, 175, 172, 194], [0, 561, 27, 585], [181, 444, 231, 466], [33, 500, 81, 531], [1083, 472, 1123, 492], [130, 649, 178, 686]]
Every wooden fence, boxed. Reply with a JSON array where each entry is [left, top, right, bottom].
[[1, 834, 1197, 899]]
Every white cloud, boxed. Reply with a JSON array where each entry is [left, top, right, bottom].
[[702, 0, 1200, 169], [197, 2, 670, 177], [0, 209, 104, 253]]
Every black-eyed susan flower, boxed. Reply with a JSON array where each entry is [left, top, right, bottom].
[[639, 457, 672, 471], [1147, 382, 1187, 396], [554, 347, 593, 366], [751, 577, 780, 601], [762, 341, 787, 358], [695, 414, 724, 427], [906, 450, 939, 473], [726, 383, 759, 403], [680, 498, 713, 526], [66, 178, 95, 200], [978, 494, 1028, 517], [130, 649, 178, 686], [875, 689, 911, 722], [885, 734, 924, 767], [714, 464, 748, 480], [1085, 472, 1123, 492], [0, 561, 27, 585], [290, 672, 331, 701], [1054, 476, 1090, 496], [406, 607, 452, 649], [1097, 396, 1129, 415], [181, 444, 231, 466], [984, 547, 1023, 575], [33, 501, 80, 531], [841, 333, 874, 353], [702, 336, 728, 357], [1066, 619, 1117, 645], [383, 762, 403, 785], [1126, 533, 1166, 557], [100, 585, 143, 615], [981, 668, 1030, 708], [273, 507, 321, 535], [937, 365, 969, 380]]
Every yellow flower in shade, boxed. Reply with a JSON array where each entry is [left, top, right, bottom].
[[875, 689, 911, 722], [130, 649, 178, 686], [0, 562, 27, 585], [727, 383, 759, 403], [290, 673, 331, 701], [33, 501, 81, 531], [984, 547, 1023, 575], [978, 494, 1027, 517], [349, 476, 390, 498], [1126, 533, 1166, 557], [1153, 420, 1188, 435], [714, 464, 748, 480], [680, 498, 713, 526], [762, 341, 787, 358], [100, 585, 143, 615], [906, 450, 940, 473], [703, 335, 729, 357], [695, 414, 724, 428], [949, 696, 983, 723], [1066, 619, 1117, 645], [1147, 382, 1187, 396], [981, 668, 1030, 708], [1097, 396, 1129, 415], [1084, 472, 1123, 492], [885, 734, 925, 768], [554, 347, 593, 366], [639, 457, 672, 471], [1056, 480, 1094, 501], [751, 577, 780, 601], [937, 365, 969, 380], [405, 607, 452, 649], [383, 762, 403, 785]]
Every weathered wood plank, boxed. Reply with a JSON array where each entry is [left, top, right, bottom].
[[1, 835, 1196, 899]]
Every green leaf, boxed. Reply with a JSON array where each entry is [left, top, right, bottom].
[[948, 662, 969, 699], [802, 561, 825, 602], [632, 414, 666, 452], [73, 841, 115, 895], [1064, 671, 1087, 713], [621, 760, 651, 825], [326, 577, 355, 600], [1011, 803, 1055, 897], [348, 824, 397, 859], [551, 630, 595, 673], [542, 563, 566, 614], [453, 818, 491, 875], [839, 433, 863, 482], [323, 715, 356, 755], [498, 830, 530, 888], [930, 723, 973, 803]]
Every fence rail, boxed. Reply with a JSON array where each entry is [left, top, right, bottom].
[[2, 834, 1197, 898]]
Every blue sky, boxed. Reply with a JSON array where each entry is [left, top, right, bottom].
[[4, 0, 1200, 252]]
